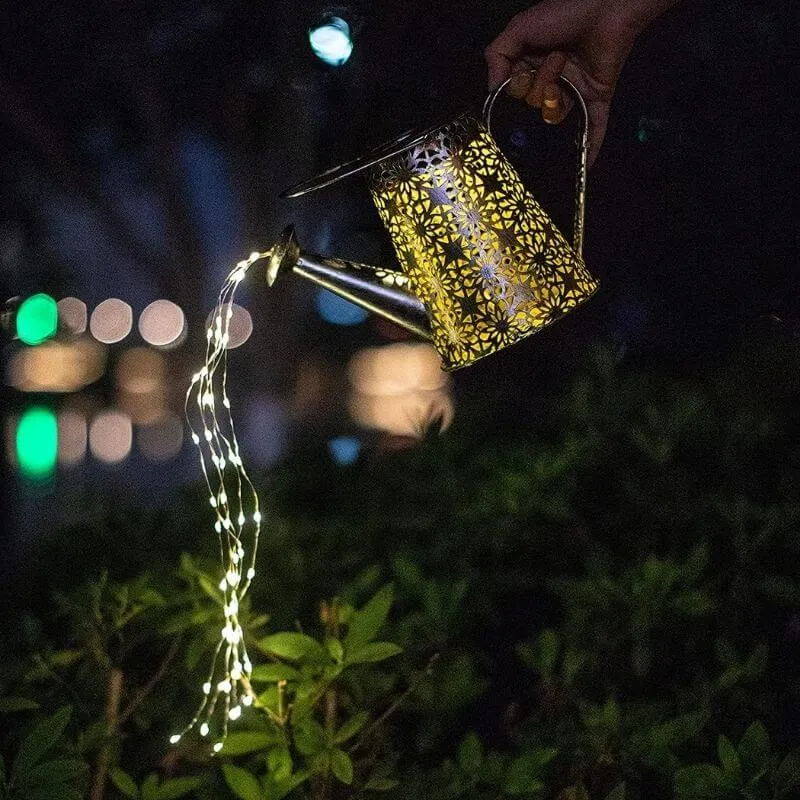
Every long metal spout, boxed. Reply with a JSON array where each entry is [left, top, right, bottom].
[[266, 225, 431, 341]]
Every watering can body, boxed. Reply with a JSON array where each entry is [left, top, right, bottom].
[[279, 74, 599, 371]]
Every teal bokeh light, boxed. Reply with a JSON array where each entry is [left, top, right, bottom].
[[16, 406, 58, 480]]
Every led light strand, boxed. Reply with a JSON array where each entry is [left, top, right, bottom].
[[177, 249, 271, 752]]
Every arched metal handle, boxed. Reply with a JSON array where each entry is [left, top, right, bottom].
[[482, 70, 589, 258]]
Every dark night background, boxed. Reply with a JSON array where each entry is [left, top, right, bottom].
[[2, 0, 798, 547], [1, 2, 800, 798]]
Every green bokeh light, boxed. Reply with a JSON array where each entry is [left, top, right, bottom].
[[16, 406, 58, 479], [16, 293, 58, 345]]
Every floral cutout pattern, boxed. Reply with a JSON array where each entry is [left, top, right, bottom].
[[369, 115, 598, 370]]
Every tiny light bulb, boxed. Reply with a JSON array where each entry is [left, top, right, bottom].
[[191, 433, 200, 444], [246, 568, 255, 580], [200, 723, 210, 736], [218, 679, 232, 693], [209, 497, 217, 507], [204, 430, 213, 442], [229, 705, 242, 721], [203, 682, 212, 694], [226, 570, 240, 587], [170, 734, 181, 744], [253, 511, 262, 523], [213, 742, 223, 753], [237, 512, 246, 526], [242, 694, 253, 707]]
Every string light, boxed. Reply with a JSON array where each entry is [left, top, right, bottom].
[[176, 248, 271, 752]]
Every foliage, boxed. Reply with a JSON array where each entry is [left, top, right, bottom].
[[1, 340, 800, 798]]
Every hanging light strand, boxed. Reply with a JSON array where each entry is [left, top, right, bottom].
[[177, 249, 271, 752]]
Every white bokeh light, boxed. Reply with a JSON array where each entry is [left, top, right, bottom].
[[138, 299, 186, 348], [90, 299, 133, 344], [89, 410, 132, 463]]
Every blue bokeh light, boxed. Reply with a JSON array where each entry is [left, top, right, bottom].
[[315, 288, 369, 326], [308, 16, 353, 66], [328, 436, 361, 466]]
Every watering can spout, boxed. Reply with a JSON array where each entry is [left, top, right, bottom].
[[266, 225, 432, 341]]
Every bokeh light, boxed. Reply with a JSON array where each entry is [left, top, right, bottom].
[[138, 299, 186, 348], [16, 406, 58, 479], [308, 16, 353, 66], [57, 297, 87, 335], [206, 303, 252, 349], [116, 348, 167, 424], [137, 413, 184, 462], [315, 288, 369, 326], [328, 435, 361, 465], [89, 410, 132, 463], [347, 343, 453, 437], [57, 410, 87, 465], [90, 298, 133, 344], [16, 294, 58, 345], [8, 340, 106, 393]]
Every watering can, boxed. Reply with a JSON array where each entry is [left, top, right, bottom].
[[274, 71, 599, 371]]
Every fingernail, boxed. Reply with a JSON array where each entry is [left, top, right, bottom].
[[542, 85, 562, 123]]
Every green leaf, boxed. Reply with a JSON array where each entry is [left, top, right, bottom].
[[293, 719, 326, 756], [197, 575, 223, 605], [674, 764, 732, 798], [272, 769, 311, 799], [717, 735, 741, 782], [330, 749, 353, 785], [743, 644, 768, 677], [738, 721, 770, 780], [141, 774, 160, 800], [326, 638, 344, 664], [505, 748, 557, 795], [223, 764, 263, 800], [11, 706, 71, 783], [48, 650, 83, 669], [363, 777, 399, 791], [774, 747, 800, 798], [249, 663, 302, 683], [155, 776, 202, 800], [0, 697, 40, 713], [110, 767, 139, 799], [266, 746, 293, 782], [345, 584, 394, 654], [22, 758, 85, 789], [536, 629, 560, 678], [345, 642, 402, 666], [334, 711, 368, 744], [605, 784, 626, 800], [457, 732, 484, 773], [219, 731, 278, 756], [256, 633, 328, 663]]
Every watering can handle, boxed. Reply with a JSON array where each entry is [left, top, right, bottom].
[[482, 70, 589, 258]]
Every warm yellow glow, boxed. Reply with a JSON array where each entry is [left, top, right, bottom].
[[8, 339, 106, 393], [370, 117, 598, 370], [347, 343, 453, 436], [116, 348, 168, 425], [138, 300, 186, 348], [178, 249, 270, 751], [89, 410, 132, 463], [90, 299, 133, 344]]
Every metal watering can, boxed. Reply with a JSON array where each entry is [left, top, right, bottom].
[[273, 72, 599, 371]]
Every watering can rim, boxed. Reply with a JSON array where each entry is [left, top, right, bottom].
[[279, 108, 474, 199]]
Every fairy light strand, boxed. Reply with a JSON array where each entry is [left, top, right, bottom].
[[177, 249, 271, 752]]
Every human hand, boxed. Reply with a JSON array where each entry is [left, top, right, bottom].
[[485, 0, 676, 166]]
